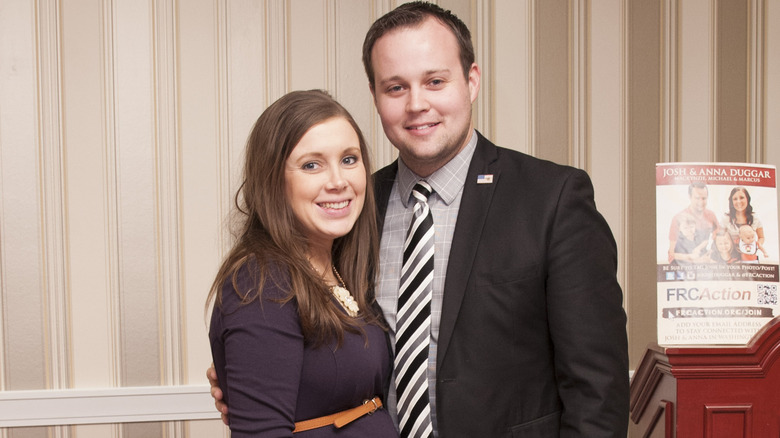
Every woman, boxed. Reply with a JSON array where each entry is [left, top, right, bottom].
[[709, 230, 739, 264], [207, 90, 397, 437], [721, 187, 766, 255]]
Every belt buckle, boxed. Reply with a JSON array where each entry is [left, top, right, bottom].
[[362, 398, 379, 415]]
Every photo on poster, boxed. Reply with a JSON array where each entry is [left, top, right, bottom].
[[656, 163, 779, 345]]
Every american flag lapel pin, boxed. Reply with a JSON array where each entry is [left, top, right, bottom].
[[477, 174, 493, 184]]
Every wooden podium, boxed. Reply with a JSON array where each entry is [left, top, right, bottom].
[[629, 317, 780, 437]]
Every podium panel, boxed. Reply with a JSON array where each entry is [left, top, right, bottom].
[[629, 317, 780, 437]]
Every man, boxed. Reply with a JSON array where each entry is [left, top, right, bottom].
[[210, 2, 629, 436], [667, 181, 720, 263]]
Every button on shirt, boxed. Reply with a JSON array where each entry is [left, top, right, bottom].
[[377, 131, 477, 436]]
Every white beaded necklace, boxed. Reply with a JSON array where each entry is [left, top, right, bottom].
[[330, 265, 359, 317]]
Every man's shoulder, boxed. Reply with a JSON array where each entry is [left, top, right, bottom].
[[477, 135, 584, 181]]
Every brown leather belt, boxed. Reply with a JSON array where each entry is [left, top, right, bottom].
[[293, 397, 383, 433]]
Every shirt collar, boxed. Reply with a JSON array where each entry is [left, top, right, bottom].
[[397, 130, 478, 207]]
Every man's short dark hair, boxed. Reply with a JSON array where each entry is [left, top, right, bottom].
[[688, 181, 708, 196], [362, 1, 475, 89]]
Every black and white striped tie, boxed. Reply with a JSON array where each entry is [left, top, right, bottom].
[[395, 181, 434, 438]]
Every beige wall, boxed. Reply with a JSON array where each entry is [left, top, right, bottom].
[[0, 0, 778, 436]]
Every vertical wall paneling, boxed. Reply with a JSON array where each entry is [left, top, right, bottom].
[[767, 1, 780, 212], [36, 0, 73, 435], [708, 0, 718, 160], [619, 0, 630, 319], [767, 2, 780, 167], [62, 5, 115, 437], [716, 0, 749, 162], [663, 0, 679, 161], [264, 1, 288, 103], [289, 1, 327, 91], [178, 0, 228, 434], [679, 0, 715, 161], [529, 0, 537, 157], [154, 0, 184, 387], [326, 1, 337, 94], [0, 0, 49, 396], [331, 0, 385, 171], [225, 0, 267, 216], [153, 3, 186, 437], [571, 0, 587, 170], [748, 0, 765, 163], [534, 0, 569, 165], [216, 0, 232, 256], [111, 0, 162, 388], [111, 0, 164, 436], [627, 0, 663, 369], [589, 0, 628, 290], [1, 1, 52, 437], [493, 0, 532, 154], [101, 0, 123, 393], [473, 0, 493, 140], [365, 0, 396, 170], [36, 0, 71, 397]]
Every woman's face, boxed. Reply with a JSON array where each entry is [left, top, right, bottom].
[[284, 117, 367, 250], [731, 190, 749, 212], [715, 235, 733, 255]]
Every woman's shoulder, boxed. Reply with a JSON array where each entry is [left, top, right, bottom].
[[218, 258, 292, 311]]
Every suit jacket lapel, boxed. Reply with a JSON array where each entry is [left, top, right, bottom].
[[373, 160, 398, 233], [371, 137, 500, 369], [437, 134, 500, 368]]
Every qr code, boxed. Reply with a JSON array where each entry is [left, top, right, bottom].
[[757, 284, 778, 305]]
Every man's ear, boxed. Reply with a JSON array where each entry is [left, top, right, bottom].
[[468, 62, 481, 103]]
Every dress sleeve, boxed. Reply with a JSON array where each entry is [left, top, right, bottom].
[[210, 267, 303, 437]]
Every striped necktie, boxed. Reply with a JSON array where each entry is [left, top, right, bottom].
[[395, 181, 434, 438]]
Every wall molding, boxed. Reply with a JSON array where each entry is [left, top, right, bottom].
[[265, 1, 288, 101], [36, 0, 71, 392], [662, 0, 679, 162], [528, 0, 537, 156], [748, 0, 765, 162], [216, 0, 232, 256], [101, 0, 122, 388], [475, 0, 493, 139], [154, 0, 185, 389], [571, 0, 588, 170], [709, 0, 717, 159], [0, 385, 219, 428]]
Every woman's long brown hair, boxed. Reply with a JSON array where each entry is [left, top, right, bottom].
[[206, 90, 382, 347]]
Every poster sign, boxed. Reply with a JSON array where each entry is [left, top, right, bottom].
[[656, 163, 779, 345]]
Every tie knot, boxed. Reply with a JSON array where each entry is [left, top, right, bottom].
[[412, 181, 433, 203]]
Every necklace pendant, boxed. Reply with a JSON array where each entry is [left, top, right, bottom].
[[331, 285, 359, 317], [330, 265, 360, 317]]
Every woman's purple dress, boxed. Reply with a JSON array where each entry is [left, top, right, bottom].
[[209, 265, 398, 437]]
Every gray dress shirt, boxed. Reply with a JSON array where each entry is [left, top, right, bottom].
[[376, 131, 478, 436]]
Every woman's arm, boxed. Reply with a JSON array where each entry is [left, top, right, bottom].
[[756, 227, 769, 257], [210, 270, 303, 437]]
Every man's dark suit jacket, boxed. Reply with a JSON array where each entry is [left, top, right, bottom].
[[373, 132, 629, 437]]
